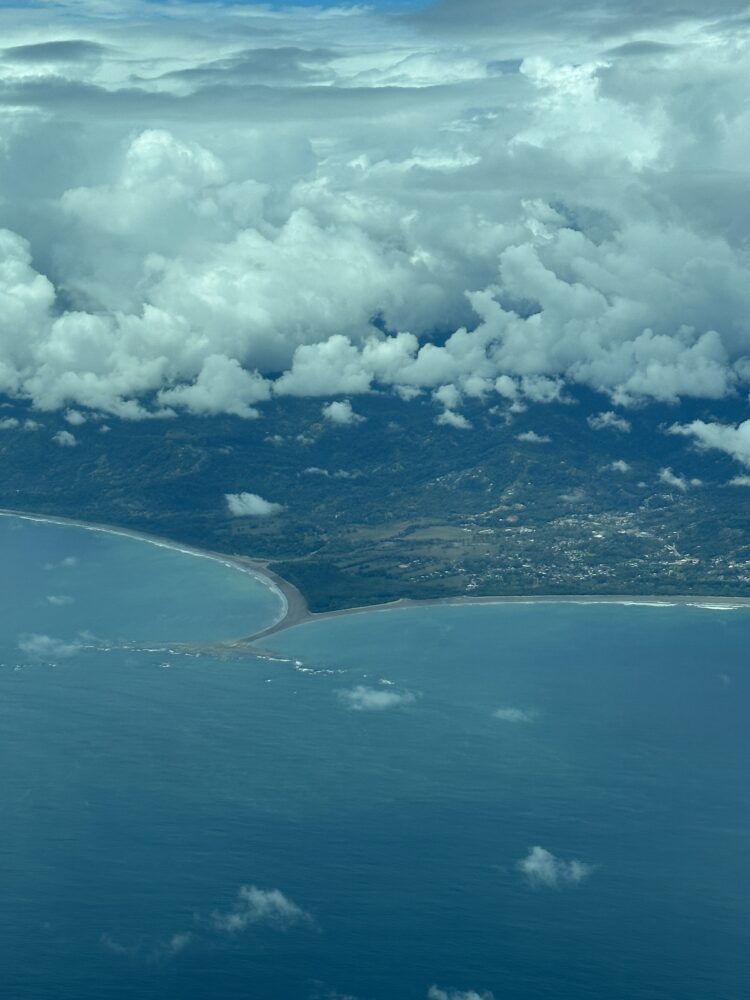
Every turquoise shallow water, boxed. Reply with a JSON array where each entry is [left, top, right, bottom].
[[1, 516, 748, 1000]]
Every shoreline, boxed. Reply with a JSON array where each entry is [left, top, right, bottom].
[[2, 508, 749, 647], [240, 591, 750, 647], [0, 506, 299, 635]]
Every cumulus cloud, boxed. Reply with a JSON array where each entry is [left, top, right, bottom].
[[0, 1, 747, 419], [516, 430, 550, 444], [436, 409, 472, 429], [427, 988, 494, 1000], [157, 355, 270, 419], [225, 492, 284, 518], [46, 594, 74, 606], [52, 430, 77, 447], [609, 459, 630, 473], [321, 400, 365, 426], [101, 884, 311, 965], [337, 685, 417, 711], [18, 633, 82, 660], [493, 707, 535, 723], [668, 420, 750, 468], [517, 846, 592, 889], [211, 886, 312, 934], [658, 467, 689, 492], [588, 411, 631, 433], [0, 417, 19, 429], [729, 475, 750, 486], [433, 384, 463, 410], [45, 555, 78, 570]]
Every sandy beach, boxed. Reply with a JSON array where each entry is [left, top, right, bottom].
[[2, 507, 749, 651]]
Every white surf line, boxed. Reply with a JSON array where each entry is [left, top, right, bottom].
[[0, 509, 289, 630]]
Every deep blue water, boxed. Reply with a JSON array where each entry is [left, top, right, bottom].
[[1, 516, 748, 1000]]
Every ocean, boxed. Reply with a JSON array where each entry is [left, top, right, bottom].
[[1, 515, 748, 1000]]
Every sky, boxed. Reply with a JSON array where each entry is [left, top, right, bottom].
[[0, 0, 749, 457]]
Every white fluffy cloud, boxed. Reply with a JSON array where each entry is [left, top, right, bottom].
[[158, 355, 271, 419], [52, 430, 77, 447], [0, 2, 748, 417], [337, 685, 417, 711], [517, 846, 592, 889], [493, 707, 535, 723], [436, 409, 472, 430], [658, 467, 690, 492], [516, 430, 550, 444], [669, 419, 750, 468], [321, 400, 365, 426], [225, 492, 284, 518], [18, 633, 82, 660], [427, 988, 494, 1000], [211, 885, 312, 934], [588, 411, 631, 433]]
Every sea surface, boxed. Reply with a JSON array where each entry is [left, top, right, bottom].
[[1, 515, 748, 1000]]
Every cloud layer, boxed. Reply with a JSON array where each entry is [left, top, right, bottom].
[[0, 0, 747, 419]]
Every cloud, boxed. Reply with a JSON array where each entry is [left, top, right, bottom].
[[337, 685, 417, 711], [0, 1, 747, 419], [211, 886, 312, 934], [729, 475, 750, 486], [436, 409, 472, 429], [310, 989, 360, 1000], [225, 492, 284, 517], [433, 384, 462, 410], [0, 417, 19, 429], [493, 707, 535, 723], [18, 633, 82, 660], [157, 354, 270, 419], [517, 846, 592, 889], [304, 467, 359, 479], [427, 988, 495, 1000], [161, 932, 194, 957], [321, 400, 365, 426], [588, 411, 631, 432], [658, 467, 689, 492], [2, 40, 108, 64], [411, 0, 748, 38], [45, 555, 78, 570], [609, 459, 630, 473], [516, 430, 550, 444], [668, 420, 750, 468], [46, 594, 74, 606], [100, 885, 311, 966], [64, 409, 87, 426], [100, 929, 194, 963], [99, 933, 135, 958], [52, 430, 77, 447]]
